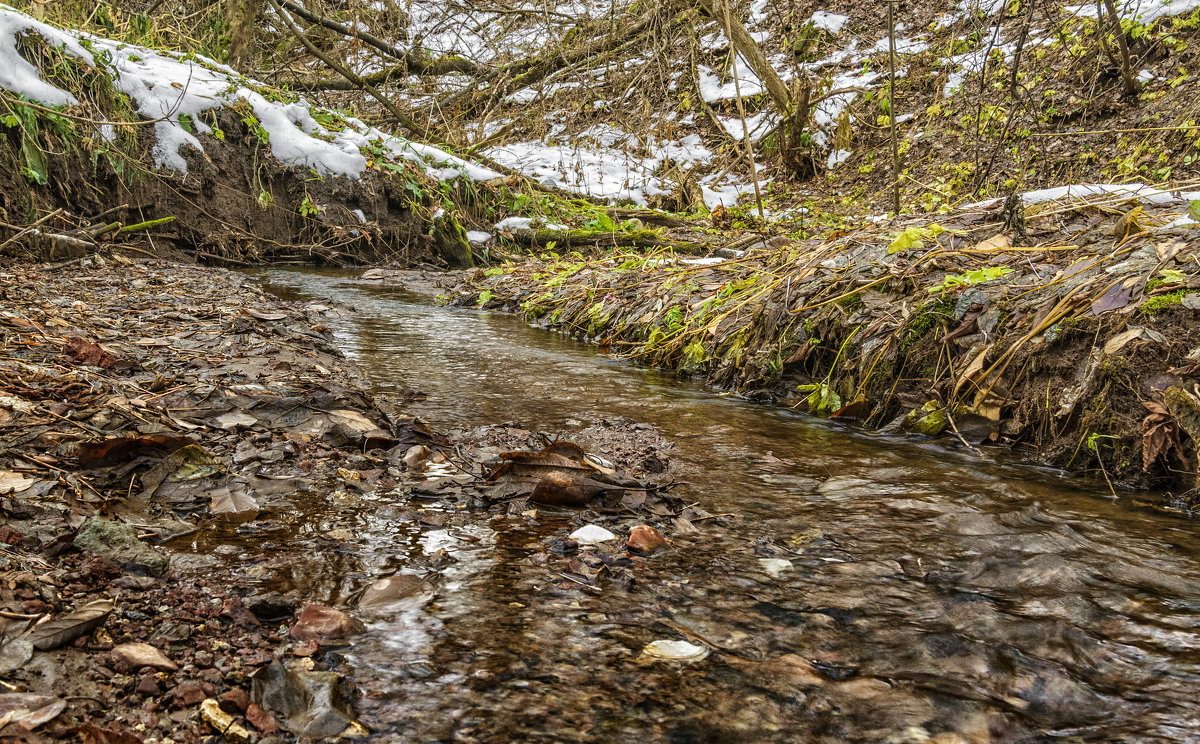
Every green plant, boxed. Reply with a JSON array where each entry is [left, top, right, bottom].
[[928, 266, 1013, 293], [298, 195, 320, 217], [887, 223, 948, 253]]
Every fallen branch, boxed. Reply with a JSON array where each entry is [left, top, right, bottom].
[[266, 0, 435, 140], [275, 0, 478, 76]]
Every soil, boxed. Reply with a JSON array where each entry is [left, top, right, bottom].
[[0, 109, 440, 268]]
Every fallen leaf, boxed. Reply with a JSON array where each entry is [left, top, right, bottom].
[[0, 470, 37, 495], [1104, 327, 1165, 355], [209, 484, 259, 514], [76, 435, 194, 469], [27, 599, 114, 651]]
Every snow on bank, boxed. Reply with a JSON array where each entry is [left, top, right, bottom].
[[968, 183, 1200, 212], [485, 125, 721, 206], [809, 12, 849, 35], [0, 5, 499, 183], [1063, 0, 1200, 24]]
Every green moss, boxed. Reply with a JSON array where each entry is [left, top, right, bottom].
[[900, 295, 954, 354], [681, 340, 708, 373], [836, 292, 863, 309], [1141, 290, 1187, 316]]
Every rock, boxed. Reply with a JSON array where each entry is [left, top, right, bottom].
[[200, 699, 252, 743], [289, 604, 366, 643], [358, 574, 425, 611], [73, 518, 167, 576], [136, 674, 162, 697], [626, 525, 666, 555], [246, 703, 279, 734], [219, 688, 251, 714], [568, 524, 615, 545], [113, 642, 178, 672], [169, 680, 207, 708], [402, 444, 430, 469]]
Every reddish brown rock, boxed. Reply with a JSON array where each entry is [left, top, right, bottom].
[[246, 703, 279, 734], [136, 674, 162, 697], [219, 689, 250, 714], [169, 681, 207, 708], [627, 525, 667, 555], [289, 603, 366, 642]]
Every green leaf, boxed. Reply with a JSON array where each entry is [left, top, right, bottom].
[[477, 290, 494, 305], [1189, 199, 1200, 222]]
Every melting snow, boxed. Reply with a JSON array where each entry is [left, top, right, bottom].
[[969, 183, 1200, 209], [1063, 0, 1200, 23]]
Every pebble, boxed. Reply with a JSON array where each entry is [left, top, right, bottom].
[[627, 525, 667, 554], [569, 524, 616, 545]]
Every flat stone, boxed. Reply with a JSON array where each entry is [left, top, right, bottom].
[[113, 642, 178, 672], [74, 518, 167, 576], [289, 604, 366, 643]]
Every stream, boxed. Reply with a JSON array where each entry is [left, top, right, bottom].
[[242, 269, 1200, 743]]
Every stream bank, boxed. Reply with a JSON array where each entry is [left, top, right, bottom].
[[447, 186, 1200, 495]]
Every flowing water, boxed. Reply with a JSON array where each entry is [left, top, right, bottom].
[[244, 269, 1200, 743]]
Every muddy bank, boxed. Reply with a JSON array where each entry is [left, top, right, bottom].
[[446, 190, 1200, 494], [0, 257, 688, 741], [0, 258, 435, 739]]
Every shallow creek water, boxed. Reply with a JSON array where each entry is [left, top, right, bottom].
[[230, 269, 1200, 742]]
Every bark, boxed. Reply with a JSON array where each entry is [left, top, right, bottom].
[[697, 0, 790, 114], [1100, 0, 1140, 96]]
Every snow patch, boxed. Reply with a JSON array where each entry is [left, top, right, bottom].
[[1064, 0, 1200, 24], [826, 149, 852, 169], [485, 126, 713, 206], [969, 183, 1200, 209], [809, 11, 849, 35]]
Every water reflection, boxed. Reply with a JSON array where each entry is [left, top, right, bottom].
[[247, 269, 1200, 742]]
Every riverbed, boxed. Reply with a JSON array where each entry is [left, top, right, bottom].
[[250, 269, 1200, 743]]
